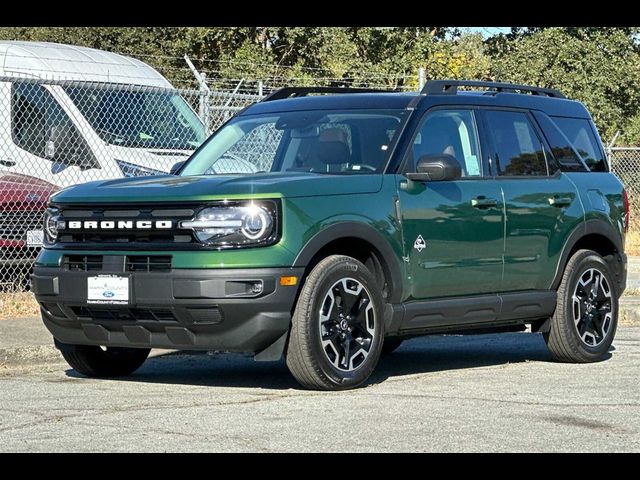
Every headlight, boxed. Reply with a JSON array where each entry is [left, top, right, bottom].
[[43, 208, 64, 245], [180, 201, 279, 248], [116, 159, 166, 177]]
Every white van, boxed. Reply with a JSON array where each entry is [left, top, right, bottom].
[[0, 41, 206, 187]]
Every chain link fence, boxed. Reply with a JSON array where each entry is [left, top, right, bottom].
[[0, 73, 263, 291], [10, 46, 636, 292], [0, 43, 422, 292], [609, 147, 640, 227]]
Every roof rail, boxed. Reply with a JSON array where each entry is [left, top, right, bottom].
[[422, 80, 566, 99], [261, 86, 392, 102]]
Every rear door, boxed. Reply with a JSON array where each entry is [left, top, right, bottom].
[[480, 109, 583, 291]]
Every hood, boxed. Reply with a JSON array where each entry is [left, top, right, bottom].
[[51, 172, 383, 204], [109, 146, 193, 173], [0, 171, 59, 207]]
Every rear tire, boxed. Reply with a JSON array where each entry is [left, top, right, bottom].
[[544, 249, 618, 363], [286, 255, 385, 390], [58, 343, 150, 377]]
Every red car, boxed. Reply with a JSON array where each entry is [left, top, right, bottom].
[[0, 171, 59, 287]]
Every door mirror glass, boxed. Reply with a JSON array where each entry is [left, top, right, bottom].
[[407, 154, 462, 182]]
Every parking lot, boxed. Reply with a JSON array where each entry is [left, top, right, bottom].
[[1, 326, 638, 452]]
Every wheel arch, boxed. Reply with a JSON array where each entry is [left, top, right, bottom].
[[551, 219, 625, 294], [293, 222, 404, 304]]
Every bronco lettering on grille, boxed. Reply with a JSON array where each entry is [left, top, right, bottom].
[[66, 220, 173, 230]]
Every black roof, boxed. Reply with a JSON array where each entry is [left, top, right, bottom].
[[241, 82, 591, 119]]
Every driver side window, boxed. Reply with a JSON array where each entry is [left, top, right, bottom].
[[409, 109, 482, 177], [11, 82, 94, 167]]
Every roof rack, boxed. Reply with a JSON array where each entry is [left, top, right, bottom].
[[422, 80, 566, 99], [261, 86, 392, 102]]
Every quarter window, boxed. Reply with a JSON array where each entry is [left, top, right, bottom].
[[485, 111, 547, 176], [532, 111, 587, 173], [552, 116, 607, 172]]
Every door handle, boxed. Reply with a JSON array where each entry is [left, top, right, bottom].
[[471, 197, 498, 209], [548, 196, 572, 207]]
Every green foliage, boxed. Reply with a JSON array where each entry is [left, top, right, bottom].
[[489, 28, 640, 140], [620, 114, 640, 146], [1, 26, 639, 142]]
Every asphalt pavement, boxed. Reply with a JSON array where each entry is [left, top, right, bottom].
[[1, 326, 638, 452]]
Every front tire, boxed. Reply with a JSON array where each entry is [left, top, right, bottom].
[[544, 249, 618, 363], [58, 343, 150, 377], [286, 255, 385, 390]]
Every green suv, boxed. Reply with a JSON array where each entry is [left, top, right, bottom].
[[32, 80, 629, 390]]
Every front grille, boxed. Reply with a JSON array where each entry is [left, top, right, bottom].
[[71, 306, 177, 322], [62, 255, 172, 272], [0, 210, 44, 241], [62, 255, 103, 271], [57, 205, 196, 247], [126, 255, 172, 272]]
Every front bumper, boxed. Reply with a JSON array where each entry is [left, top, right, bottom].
[[32, 265, 304, 355]]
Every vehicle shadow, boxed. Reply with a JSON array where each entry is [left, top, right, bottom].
[[63, 332, 607, 390]]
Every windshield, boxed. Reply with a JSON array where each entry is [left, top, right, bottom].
[[64, 85, 206, 150], [180, 109, 408, 176]]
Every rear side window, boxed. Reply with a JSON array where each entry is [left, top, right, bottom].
[[485, 110, 547, 176], [552, 117, 607, 172], [532, 111, 587, 173]]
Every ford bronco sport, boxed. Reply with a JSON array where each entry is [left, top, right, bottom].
[[32, 80, 628, 390]]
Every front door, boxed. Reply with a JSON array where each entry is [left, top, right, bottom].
[[397, 108, 504, 300]]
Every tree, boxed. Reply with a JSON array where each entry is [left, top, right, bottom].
[[489, 27, 640, 140]]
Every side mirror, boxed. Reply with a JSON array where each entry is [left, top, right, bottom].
[[407, 154, 461, 182], [48, 124, 77, 160], [170, 161, 185, 175], [47, 124, 99, 170]]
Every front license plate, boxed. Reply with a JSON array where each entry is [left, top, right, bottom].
[[87, 275, 129, 305], [25, 229, 44, 247]]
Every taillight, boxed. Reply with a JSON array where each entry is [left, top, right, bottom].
[[623, 189, 630, 233]]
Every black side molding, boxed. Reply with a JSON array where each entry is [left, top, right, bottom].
[[394, 290, 557, 335]]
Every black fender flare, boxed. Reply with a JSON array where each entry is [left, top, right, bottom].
[[550, 218, 624, 290], [293, 222, 404, 304]]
